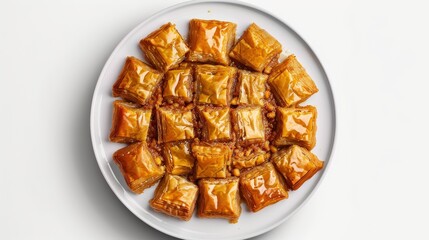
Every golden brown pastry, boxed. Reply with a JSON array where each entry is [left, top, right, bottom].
[[195, 64, 237, 106], [150, 174, 199, 221], [162, 67, 193, 103], [198, 106, 231, 141], [198, 177, 241, 223], [232, 106, 265, 145], [162, 141, 195, 175], [192, 143, 232, 179], [240, 162, 288, 212], [229, 23, 282, 72], [272, 145, 323, 190], [156, 107, 195, 143], [112, 56, 163, 105], [113, 142, 165, 194], [109, 100, 152, 143], [108, 20, 323, 223], [236, 70, 268, 106], [263, 53, 280, 74], [187, 19, 237, 65], [232, 150, 267, 169], [268, 55, 318, 107], [273, 105, 317, 150], [139, 22, 189, 72]]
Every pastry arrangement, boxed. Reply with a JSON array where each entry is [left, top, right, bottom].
[[109, 19, 323, 223]]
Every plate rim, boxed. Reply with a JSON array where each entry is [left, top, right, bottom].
[[90, 0, 337, 239]]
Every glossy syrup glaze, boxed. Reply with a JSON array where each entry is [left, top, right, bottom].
[[109, 19, 323, 223]]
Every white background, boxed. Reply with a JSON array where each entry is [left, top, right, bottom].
[[1, 0, 428, 239]]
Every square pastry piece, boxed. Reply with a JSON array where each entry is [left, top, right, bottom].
[[198, 177, 241, 223], [272, 145, 323, 190], [150, 174, 199, 221], [240, 162, 288, 212], [236, 70, 268, 106], [195, 64, 237, 106], [198, 106, 231, 141], [162, 141, 195, 175], [156, 107, 195, 143], [162, 67, 193, 103], [187, 19, 237, 65], [268, 55, 319, 107], [232, 106, 265, 145], [109, 100, 152, 143], [192, 143, 232, 179], [274, 105, 317, 150], [113, 142, 165, 194], [230, 23, 282, 72], [113, 56, 163, 105], [139, 22, 189, 72]]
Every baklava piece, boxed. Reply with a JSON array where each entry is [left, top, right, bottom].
[[198, 177, 241, 223], [150, 174, 199, 221], [187, 19, 236, 65], [232, 150, 267, 169], [112, 56, 163, 105], [162, 141, 195, 175], [272, 145, 323, 190], [192, 143, 232, 179], [268, 55, 318, 107], [236, 70, 268, 106], [139, 22, 189, 72], [198, 106, 232, 141], [109, 100, 152, 143], [156, 107, 195, 143], [232, 106, 265, 145], [229, 23, 282, 72], [113, 142, 165, 194], [240, 162, 288, 212], [273, 105, 317, 150], [162, 67, 193, 103], [195, 64, 237, 106]]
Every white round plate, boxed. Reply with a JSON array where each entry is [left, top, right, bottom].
[[90, 0, 336, 239]]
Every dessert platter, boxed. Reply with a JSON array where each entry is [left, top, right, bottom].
[[90, 1, 336, 239]]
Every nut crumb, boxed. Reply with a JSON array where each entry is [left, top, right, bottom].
[[267, 112, 276, 118], [264, 90, 271, 99], [270, 145, 278, 153]]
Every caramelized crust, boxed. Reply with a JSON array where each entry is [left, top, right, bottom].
[[198, 106, 232, 141], [109, 20, 322, 223], [232, 106, 265, 145], [112, 56, 163, 105], [240, 162, 288, 212], [272, 145, 323, 190], [195, 64, 237, 106], [273, 105, 317, 150], [162, 67, 193, 103], [198, 177, 241, 223], [139, 22, 189, 72], [192, 143, 232, 179], [187, 19, 237, 65], [232, 151, 267, 169], [162, 141, 195, 175], [230, 23, 282, 72], [156, 107, 195, 143], [268, 55, 318, 107], [236, 70, 268, 106], [113, 142, 165, 194], [150, 174, 199, 221], [109, 100, 152, 143]]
